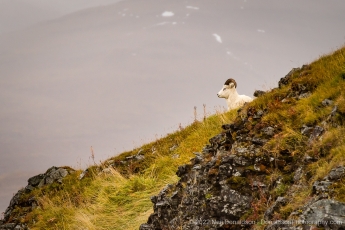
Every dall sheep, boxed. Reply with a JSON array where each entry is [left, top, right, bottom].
[[217, 78, 253, 110]]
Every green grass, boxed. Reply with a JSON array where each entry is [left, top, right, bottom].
[[13, 45, 345, 229]]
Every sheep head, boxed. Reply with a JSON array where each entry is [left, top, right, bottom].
[[217, 78, 237, 99]]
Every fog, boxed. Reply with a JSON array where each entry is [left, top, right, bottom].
[[1, 0, 345, 213]]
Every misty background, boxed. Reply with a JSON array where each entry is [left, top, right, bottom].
[[1, 0, 345, 213]]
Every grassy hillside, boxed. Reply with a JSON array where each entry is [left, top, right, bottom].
[[22, 109, 238, 230], [3, 45, 345, 229]]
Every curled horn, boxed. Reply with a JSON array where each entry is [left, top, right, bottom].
[[224, 78, 237, 88]]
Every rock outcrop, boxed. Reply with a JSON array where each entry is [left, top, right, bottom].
[[141, 66, 345, 230], [140, 108, 281, 229], [0, 166, 71, 230]]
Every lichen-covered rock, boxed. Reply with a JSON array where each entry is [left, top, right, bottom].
[[3, 189, 25, 221], [40, 166, 68, 186], [278, 68, 300, 88], [1, 166, 70, 228], [326, 166, 345, 181], [312, 180, 333, 194], [27, 174, 45, 187], [141, 107, 282, 229], [264, 197, 288, 220], [299, 199, 345, 229], [262, 127, 275, 137]]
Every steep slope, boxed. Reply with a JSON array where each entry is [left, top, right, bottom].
[[140, 46, 345, 229], [0, 111, 238, 229], [1, 46, 345, 230]]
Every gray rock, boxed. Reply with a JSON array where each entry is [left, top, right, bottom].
[[234, 155, 252, 166], [298, 92, 311, 99], [326, 166, 345, 181], [313, 180, 333, 194], [3, 189, 25, 221], [252, 137, 268, 146], [253, 90, 266, 97], [155, 201, 170, 208], [28, 197, 38, 209], [218, 164, 233, 176], [2, 166, 70, 227], [135, 154, 145, 161], [300, 199, 345, 229], [176, 164, 190, 177], [253, 110, 264, 119], [192, 164, 202, 171], [322, 99, 334, 106], [293, 83, 307, 93], [218, 189, 252, 216], [27, 174, 45, 187], [14, 225, 26, 230], [301, 125, 313, 136], [0, 223, 16, 230], [79, 169, 89, 180], [278, 67, 300, 88], [221, 155, 236, 164], [235, 147, 248, 154], [46, 167, 68, 184], [38, 167, 68, 186], [193, 152, 203, 163], [252, 181, 266, 188], [262, 127, 275, 136], [293, 167, 304, 182], [24, 185, 35, 192], [308, 126, 324, 143]]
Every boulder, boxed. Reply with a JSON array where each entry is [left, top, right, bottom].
[[278, 68, 300, 88], [253, 90, 266, 97], [299, 199, 345, 229], [1, 166, 70, 227], [322, 98, 334, 106], [326, 166, 345, 181]]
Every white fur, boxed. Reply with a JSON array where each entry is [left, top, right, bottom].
[[217, 82, 253, 110]]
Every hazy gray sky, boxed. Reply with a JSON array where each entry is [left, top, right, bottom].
[[1, 0, 345, 213], [0, 0, 123, 34]]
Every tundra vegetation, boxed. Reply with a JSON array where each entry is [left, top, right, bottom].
[[1, 46, 345, 230]]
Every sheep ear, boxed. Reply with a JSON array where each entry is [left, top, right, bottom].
[[229, 83, 235, 88]]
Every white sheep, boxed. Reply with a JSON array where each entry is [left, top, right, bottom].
[[217, 78, 253, 110]]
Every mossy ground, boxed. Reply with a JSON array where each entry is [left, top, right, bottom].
[[8, 46, 345, 229]]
